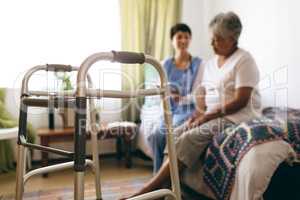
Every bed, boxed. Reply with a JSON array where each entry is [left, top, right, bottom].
[[137, 106, 300, 200]]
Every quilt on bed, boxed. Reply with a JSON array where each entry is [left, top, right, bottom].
[[203, 107, 300, 200]]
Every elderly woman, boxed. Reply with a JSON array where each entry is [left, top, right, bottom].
[[147, 23, 202, 173], [121, 11, 261, 199]]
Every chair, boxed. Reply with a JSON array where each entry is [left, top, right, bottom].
[[0, 127, 31, 170]]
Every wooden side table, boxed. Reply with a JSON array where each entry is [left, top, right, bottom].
[[38, 127, 74, 177], [37, 122, 137, 177]]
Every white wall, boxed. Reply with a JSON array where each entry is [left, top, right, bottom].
[[182, 0, 300, 108], [1, 0, 122, 129], [1, 0, 123, 160], [182, 0, 210, 59]]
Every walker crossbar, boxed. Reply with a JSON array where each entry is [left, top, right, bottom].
[[22, 97, 76, 108], [23, 160, 94, 184], [87, 88, 165, 98], [20, 136, 74, 157], [27, 90, 75, 97], [74, 51, 181, 200], [128, 189, 176, 200]]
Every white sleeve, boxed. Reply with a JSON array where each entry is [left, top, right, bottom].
[[235, 56, 260, 89]]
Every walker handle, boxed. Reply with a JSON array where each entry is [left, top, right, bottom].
[[46, 64, 73, 72], [112, 51, 145, 64]]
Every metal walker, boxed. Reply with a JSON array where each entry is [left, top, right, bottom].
[[16, 51, 182, 200], [15, 64, 103, 199]]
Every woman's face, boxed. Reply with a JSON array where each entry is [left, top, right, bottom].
[[172, 31, 191, 53], [211, 33, 236, 56]]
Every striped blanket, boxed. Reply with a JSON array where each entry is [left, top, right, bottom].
[[203, 107, 300, 200]]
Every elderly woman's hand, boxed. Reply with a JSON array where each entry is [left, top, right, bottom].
[[185, 112, 207, 129], [188, 115, 209, 129]]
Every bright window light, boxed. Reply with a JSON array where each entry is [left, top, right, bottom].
[[0, 0, 121, 91]]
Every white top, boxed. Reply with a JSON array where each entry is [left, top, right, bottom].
[[201, 48, 261, 124]]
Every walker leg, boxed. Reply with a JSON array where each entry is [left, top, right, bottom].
[[75, 172, 85, 200], [162, 94, 182, 200], [74, 97, 87, 200], [26, 149, 32, 171], [91, 132, 102, 199], [23, 148, 28, 174], [16, 145, 26, 200], [16, 102, 28, 200]]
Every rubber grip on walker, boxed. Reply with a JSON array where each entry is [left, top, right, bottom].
[[74, 97, 87, 171], [112, 51, 145, 64], [17, 106, 28, 145], [46, 64, 73, 72]]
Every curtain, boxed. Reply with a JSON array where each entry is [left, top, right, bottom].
[[119, 0, 182, 122]]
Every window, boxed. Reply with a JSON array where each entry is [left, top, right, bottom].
[[0, 0, 121, 91]]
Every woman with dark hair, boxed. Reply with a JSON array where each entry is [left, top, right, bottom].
[[146, 23, 202, 173]]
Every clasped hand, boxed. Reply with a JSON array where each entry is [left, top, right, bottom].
[[186, 112, 208, 129]]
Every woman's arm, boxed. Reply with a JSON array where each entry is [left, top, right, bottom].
[[188, 87, 253, 128], [189, 87, 253, 128], [205, 87, 253, 120], [186, 86, 206, 124]]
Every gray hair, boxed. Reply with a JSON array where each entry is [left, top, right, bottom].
[[209, 12, 242, 41]]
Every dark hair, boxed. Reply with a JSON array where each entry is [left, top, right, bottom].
[[170, 23, 192, 39]]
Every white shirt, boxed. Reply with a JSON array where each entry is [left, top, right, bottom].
[[201, 48, 261, 124]]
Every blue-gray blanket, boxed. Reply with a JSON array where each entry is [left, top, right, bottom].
[[203, 107, 300, 200]]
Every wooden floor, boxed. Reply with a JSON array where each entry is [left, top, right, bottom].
[[0, 157, 152, 196]]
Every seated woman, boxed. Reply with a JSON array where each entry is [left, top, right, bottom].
[[147, 23, 202, 173], [121, 11, 261, 199]]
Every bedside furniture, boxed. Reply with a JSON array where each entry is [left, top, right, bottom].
[[0, 127, 32, 170], [37, 122, 137, 177]]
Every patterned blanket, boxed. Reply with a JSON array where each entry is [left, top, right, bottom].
[[203, 107, 300, 200]]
